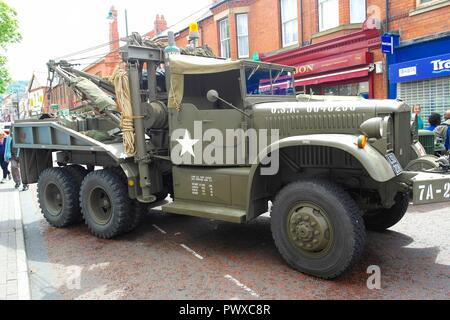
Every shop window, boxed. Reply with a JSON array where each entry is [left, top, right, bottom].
[[303, 82, 369, 97], [280, 0, 298, 47], [219, 18, 231, 59], [323, 82, 368, 97], [236, 14, 249, 59], [350, 0, 367, 24], [318, 0, 339, 32]]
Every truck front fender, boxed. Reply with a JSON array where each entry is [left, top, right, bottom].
[[246, 134, 397, 219], [249, 134, 396, 183]]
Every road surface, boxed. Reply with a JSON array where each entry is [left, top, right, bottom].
[[20, 185, 449, 300]]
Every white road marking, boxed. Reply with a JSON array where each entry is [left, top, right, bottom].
[[88, 262, 110, 271], [224, 275, 260, 298], [152, 224, 167, 235], [180, 244, 204, 260]]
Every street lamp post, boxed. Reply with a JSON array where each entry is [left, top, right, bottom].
[[125, 9, 129, 38]]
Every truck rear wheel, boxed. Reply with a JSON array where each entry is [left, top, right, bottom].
[[80, 170, 132, 239], [271, 180, 366, 279], [62, 165, 89, 223], [63, 165, 88, 185], [38, 168, 82, 228], [364, 193, 409, 232]]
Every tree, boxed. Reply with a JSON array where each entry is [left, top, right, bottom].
[[0, 0, 21, 93]]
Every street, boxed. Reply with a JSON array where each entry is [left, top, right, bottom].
[[19, 184, 449, 300]]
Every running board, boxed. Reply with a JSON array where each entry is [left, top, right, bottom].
[[162, 200, 247, 224]]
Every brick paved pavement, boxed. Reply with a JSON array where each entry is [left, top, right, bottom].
[[0, 181, 31, 300]]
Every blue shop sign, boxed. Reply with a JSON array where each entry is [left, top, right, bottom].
[[381, 34, 396, 54], [390, 53, 450, 84]]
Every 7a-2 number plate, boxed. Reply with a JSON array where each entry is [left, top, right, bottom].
[[413, 174, 450, 205]]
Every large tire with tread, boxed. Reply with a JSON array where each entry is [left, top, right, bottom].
[[364, 193, 409, 232], [80, 170, 132, 239], [125, 201, 147, 233], [62, 165, 89, 222], [38, 168, 82, 228], [271, 179, 366, 279], [63, 165, 88, 185]]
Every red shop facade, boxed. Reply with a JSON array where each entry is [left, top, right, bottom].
[[262, 29, 381, 99]]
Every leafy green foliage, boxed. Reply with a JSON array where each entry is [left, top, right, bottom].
[[0, 56, 11, 93], [0, 0, 21, 93]]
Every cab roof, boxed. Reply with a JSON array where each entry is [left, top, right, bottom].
[[168, 55, 294, 75]]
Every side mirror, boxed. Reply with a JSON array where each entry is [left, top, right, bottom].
[[207, 89, 219, 103]]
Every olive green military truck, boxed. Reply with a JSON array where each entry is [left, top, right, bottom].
[[13, 37, 450, 279]]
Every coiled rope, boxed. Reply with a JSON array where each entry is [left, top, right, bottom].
[[110, 65, 137, 156]]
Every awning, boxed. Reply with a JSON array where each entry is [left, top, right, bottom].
[[294, 67, 370, 86]]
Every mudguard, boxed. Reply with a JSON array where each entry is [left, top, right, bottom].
[[245, 134, 397, 218], [248, 134, 397, 184]]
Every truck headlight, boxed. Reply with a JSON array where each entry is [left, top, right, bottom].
[[360, 116, 392, 140]]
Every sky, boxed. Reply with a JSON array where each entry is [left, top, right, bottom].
[[4, 0, 212, 81]]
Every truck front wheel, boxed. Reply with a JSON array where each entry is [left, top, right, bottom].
[[271, 180, 366, 279], [38, 168, 82, 228], [364, 193, 409, 232], [80, 170, 132, 239]]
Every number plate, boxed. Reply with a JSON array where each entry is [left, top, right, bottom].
[[413, 173, 450, 205], [386, 153, 403, 176]]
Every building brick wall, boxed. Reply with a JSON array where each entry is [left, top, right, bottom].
[[83, 0, 449, 101], [167, 0, 443, 101], [249, 0, 282, 54]]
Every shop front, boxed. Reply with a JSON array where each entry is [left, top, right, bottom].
[[262, 29, 380, 99], [388, 34, 450, 119]]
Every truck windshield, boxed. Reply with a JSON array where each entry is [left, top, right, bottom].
[[245, 66, 294, 96]]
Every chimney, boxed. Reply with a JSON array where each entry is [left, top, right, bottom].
[[109, 6, 119, 53], [154, 14, 168, 35]]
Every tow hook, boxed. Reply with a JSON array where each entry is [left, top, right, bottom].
[[398, 182, 410, 193]]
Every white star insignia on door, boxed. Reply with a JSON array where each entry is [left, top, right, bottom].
[[177, 130, 199, 158]]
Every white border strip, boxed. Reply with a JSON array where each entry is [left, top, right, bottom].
[[224, 275, 260, 298], [14, 190, 31, 300]]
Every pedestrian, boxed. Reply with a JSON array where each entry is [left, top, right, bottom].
[[0, 130, 12, 184], [444, 110, 450, 125], [412, 105, 424, 130], [427, 113, 441, 132], [4, 128, 28, 190], [435, 110, 450, 152]]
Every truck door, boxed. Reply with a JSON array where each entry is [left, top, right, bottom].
[[169, 70, 249, 167]]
